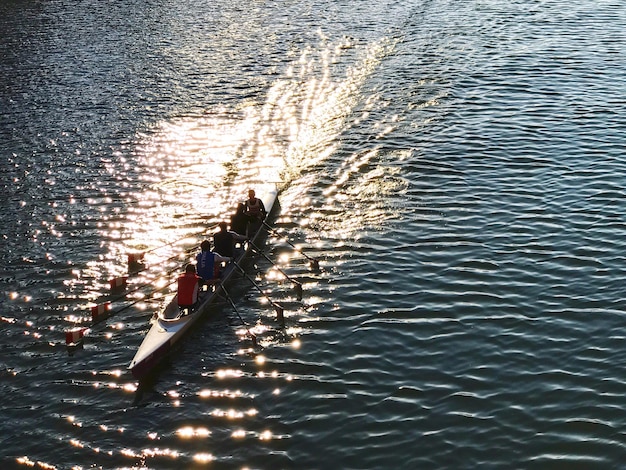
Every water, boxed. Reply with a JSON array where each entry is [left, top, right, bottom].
[[2, 0, 626, 468]]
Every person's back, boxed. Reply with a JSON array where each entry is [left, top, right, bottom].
[[213, 223, 233, 257], [214, 221, 247, 258], [196, 240, 217, 281], [231, 203, 249, 236], [178, 264, 200, 308]]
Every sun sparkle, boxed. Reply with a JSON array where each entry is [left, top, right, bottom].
[[193, 453, 214, 463]]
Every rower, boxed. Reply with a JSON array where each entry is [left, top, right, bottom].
[[230, 203, 249, 236], [243, 189, 267, 236], [177, 264, 200, 311], [196, 240, 231, 288], [213, 221, 247, 258]]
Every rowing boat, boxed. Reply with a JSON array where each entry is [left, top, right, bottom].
[[128, 185, 279, 380]]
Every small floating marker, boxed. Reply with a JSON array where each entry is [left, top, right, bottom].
[[310, 259, 320, 271], [91, 302, 112, 323], [109, 276, 128, 290]]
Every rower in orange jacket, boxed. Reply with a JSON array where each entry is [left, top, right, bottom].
[[177, 264, 201, 309]]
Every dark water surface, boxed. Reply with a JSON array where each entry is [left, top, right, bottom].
[[2, 0, 626, 468]]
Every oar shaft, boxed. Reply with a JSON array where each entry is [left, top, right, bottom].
[[221, 284, 257, 346], [138, 223, 220, 256], [249, 241, 299, 284], [108, 257, 191, 305], [233, 261, 272, 301], [262, 220, 320, 270], [248, 240, 303, 300], [232, 259, 285, 326], [104, 280, 177, 319]]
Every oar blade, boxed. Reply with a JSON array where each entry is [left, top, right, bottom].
[[109, 276, 128, 290], [127, 252, 145, 274], [294, 282, 303, 301], [91, 302, 112, 324], [65, 327, 88, 355], [274, 303, 285, 327], [127, 252, 145, 265], [65, 327, 87, 345]]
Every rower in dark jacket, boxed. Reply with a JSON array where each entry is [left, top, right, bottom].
[[213, 222, 247, 258], [230, 203, 250, 236]]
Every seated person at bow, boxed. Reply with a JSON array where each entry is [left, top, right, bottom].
[[213, 221, 247, 259], [196, 240, 231, 286], [177, 264, 200, 310]]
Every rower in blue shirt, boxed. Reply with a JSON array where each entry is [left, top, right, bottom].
[[196, 240, 231, 285]]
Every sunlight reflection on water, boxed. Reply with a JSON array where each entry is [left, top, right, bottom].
[[5, 8, 421, 467]]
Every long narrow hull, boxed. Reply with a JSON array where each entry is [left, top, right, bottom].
[[129, 186, 278, 380]]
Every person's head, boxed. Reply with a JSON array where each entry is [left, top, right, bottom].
[[219, 221, 228, 232], [200, 240, 211, 252], [185, 263, 196, 274], [248, 189, 255, 199], [236, 202, 245, 214]]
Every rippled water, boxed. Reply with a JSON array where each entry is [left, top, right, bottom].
[[2, 0, 626, 468]]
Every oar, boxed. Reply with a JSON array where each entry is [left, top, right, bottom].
[[146, 223, 220, 253], [126, 223, 220, 271], [128, 243, 201, 275], [231, 259, 285, 327], [69, 279, 178, 354], [105, 258, 190, 304], [98, 220, 218, 320], [248, 240, 303, 300], [261, 220, 320, 270], [220, 285, 258, 347], [92, 281, 176, 324], [92, 260, 190, 324]]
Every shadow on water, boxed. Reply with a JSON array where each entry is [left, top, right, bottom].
[[132, 360, 172, 406]]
